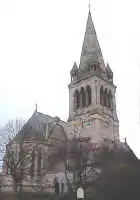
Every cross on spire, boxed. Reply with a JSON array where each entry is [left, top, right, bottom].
[[88, 0, 91, 11], [35, 103, 38, 112]]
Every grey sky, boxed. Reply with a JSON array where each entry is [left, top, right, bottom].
[[0, 0, 140, 156]]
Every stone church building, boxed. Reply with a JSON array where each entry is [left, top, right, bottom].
[[67, 9, 119, 146], [1, 9, 129, 194]]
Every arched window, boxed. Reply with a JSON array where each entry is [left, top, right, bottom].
[[94, 64, 97, 71], [106, 91, 109, 107], [80, 87, 86, 108], [74, 90, 80, 110], [61, 182, 64, 194], [37, 149, 41, 177], [90, 64, 94, 70], [100, 86, 104, 106], [30, 148, 35, 178], [71, 75, 73, 82], [108, 90, 113, 108], [86, 85, 92, 106], [54, 177, 59, 195], [71, 71, 78, 82], [104, 88, 108, 107]]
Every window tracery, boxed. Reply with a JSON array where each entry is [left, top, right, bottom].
[[108, 90, 113, 108], [100, 86, 104, 106], [86, 85, 92, 106], [74, 90, 80, 110], [80, 87, 86, 108], [104, 88, 108, 107], [54, 177, 59, 195], [100, 87, 113, 109], [37, 149, 41, 177], [30, 148, 35, 178], [74, 85, 93, 110]]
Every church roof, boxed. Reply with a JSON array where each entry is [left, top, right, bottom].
[[79, 10, 105, 69], [14, 111, 67, 142], [119, 141, 138, 160]]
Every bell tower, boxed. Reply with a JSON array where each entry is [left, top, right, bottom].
[[68, 10, 119, 144]]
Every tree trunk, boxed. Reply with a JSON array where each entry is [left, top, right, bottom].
[[64, 169, 72, 193], [13, 182, 19, 200], [19, 180, 22, 200]]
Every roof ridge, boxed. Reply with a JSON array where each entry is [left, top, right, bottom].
[[36, 111, 66, 124], [35, 111, 54, 119]]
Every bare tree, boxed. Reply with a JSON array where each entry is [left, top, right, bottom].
[[0, 119, 31, 198], [53, 132, 106, 194], [0, 118, 99, 196], [5, 139, 27, 195], [66, 137, 93, 187], [48, 127, 94, 192], [1, 118, 66, 195], [0, 119, 25, 154]]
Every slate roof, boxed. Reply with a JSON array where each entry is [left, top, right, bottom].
[[13, 111, 67, 142]]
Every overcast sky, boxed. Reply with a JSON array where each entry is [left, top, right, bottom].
[[0, 0, 140, 156]]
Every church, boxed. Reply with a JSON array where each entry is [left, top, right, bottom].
[[1, 8, 131, 194], [67, 9, 119, 145]]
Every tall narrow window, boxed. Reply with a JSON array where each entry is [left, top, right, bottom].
[[108, 90, 113, 108], [61, 182, 64, 194], [54, 177, 59, 195], [37, 149, 41, 177], [80, 87, 86, 108], [74, 90, 80, 110], [86, 85, 92, 106], [30, 148, 35, 178], [100, 86, 104, 106], [104, 88, 108, 107], [94, 64, 97, 71]]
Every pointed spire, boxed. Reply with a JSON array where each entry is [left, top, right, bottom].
[[106, 63, 112, 73], [70, 62, 79, 82], [70, 62, 78, 73], [35, 103, 38, 112], [88, 0, 91, 11], [125, 137, 127, 144], [106, 63, 113, 79], [79, 10, 105, 69]]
